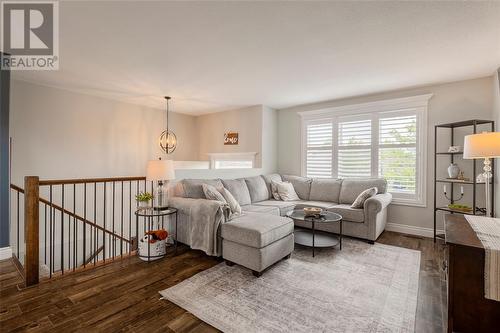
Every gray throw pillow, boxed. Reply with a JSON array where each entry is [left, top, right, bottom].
[[182, 179, 223, 199], [221, 179, 251, 206], [202, 184, 226, 203], [220, 187, 242, 216], [351, 187, 378, 209]]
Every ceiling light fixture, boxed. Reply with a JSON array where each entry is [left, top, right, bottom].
[[159, 96, 177, 154]]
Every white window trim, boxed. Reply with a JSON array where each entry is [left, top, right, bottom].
[[207, 152, 257, 169], [299, 94, 432, 207]]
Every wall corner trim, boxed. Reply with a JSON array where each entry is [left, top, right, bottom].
[[0, 246, 12, 261]]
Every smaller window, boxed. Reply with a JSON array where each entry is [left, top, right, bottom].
[[214, 160, 253, 169], [208, 152, 257, 170]]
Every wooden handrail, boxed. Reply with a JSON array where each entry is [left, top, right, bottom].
[[38, 176, 146, 186], [10, 183, 131, 244]]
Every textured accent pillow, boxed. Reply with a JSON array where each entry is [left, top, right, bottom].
[[270, 180, 282, 200], [220, 187, 242, 216], [262, 174, 282, 199], [202, 184, 226, 203], [221, 179, 252, 206], [351, 187, 378, 209], [275, 181, 300, 201]]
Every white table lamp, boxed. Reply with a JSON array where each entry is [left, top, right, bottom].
[[463, 132, 500, 217], [146, 158, 175, 210]]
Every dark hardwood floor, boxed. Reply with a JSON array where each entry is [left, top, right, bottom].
[[0, 231, 446, 332]]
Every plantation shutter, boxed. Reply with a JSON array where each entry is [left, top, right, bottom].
[[337, 118, 372, 178], [378, 115, 417, 194], [305, 121, 333, 178]]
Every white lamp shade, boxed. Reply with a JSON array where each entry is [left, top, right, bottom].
[[463, 132, 500, 159], [146, 159, 175, 181]]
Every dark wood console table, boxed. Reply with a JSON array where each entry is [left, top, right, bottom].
[[445, 214, 500, 332]]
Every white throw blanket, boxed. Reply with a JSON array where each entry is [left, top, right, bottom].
[[465, 215, 500, 301], [188, 200, 230, 256]]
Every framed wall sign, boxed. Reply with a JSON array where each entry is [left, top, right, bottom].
[[224, 132, 238, 145]]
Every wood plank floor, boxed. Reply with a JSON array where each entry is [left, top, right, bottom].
[[0, 231, 446, 332]]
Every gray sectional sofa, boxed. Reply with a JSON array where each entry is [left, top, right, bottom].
[[169, 174, 392, 276]]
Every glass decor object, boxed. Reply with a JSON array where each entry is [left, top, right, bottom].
[[447, 163, 460, 178], [159, 96, 177, 154]]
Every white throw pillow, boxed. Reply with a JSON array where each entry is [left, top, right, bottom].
[[202, 184, 227, 203], [270, 180, 282, 200], [351, 187, 378, 209], [220, 187, 242, 216], [275, 181, 300, 201]]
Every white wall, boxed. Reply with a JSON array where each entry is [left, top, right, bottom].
[[261, 106, 278, 174], [9, 80, 199, 185], [195, 105, 263, 167], [493, 69, 500, 217], [278, 77, 494, 232], [9, 81, 279, 185], [175, 104, 278, 179]]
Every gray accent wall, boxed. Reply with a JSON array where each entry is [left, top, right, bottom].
[[278, 76, 494, 232], [0, 53, 10, 248]]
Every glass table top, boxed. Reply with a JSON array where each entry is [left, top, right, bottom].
[[287, 209, 342, 223], [135, 207, 177, 217]]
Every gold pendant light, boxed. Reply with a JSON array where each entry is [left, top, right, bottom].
[[159, 96, 177, 154]]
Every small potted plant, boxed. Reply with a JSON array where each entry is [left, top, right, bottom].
[[136, 192, 153, 209]]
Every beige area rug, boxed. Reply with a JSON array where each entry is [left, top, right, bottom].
[[160, 239, 420, 333]]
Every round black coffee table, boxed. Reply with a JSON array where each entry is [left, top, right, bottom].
[[287, 209, 342, 257]]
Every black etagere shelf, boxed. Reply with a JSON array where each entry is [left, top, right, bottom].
[[433, 119, 495, 242]]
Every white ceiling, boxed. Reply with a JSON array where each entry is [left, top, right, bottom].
[[12, 1, 500, 115]]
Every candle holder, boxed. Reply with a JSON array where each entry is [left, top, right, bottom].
[[443, 186, 464, 202]]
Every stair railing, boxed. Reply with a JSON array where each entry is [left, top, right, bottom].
[[10, 175, 153, 286]]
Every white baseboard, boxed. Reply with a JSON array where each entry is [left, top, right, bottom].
[[385, 222, 444, 239], [0, 246, 12, 261]]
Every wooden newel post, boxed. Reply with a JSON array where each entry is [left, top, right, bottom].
[[24, 176, 39, 286]]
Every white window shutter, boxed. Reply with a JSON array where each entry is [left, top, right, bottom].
[[305, 122, 333, 178], [337, 119, 372, 178]]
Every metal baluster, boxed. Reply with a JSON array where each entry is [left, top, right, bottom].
[[68, 187, 71, 270], [129, 181, 132, 254], [16, 191, 19, 258], [73, 184, 76, 271], [83, 183, 86, 268], [103, 182, 106, 263], [44, 203, 47, 264], [61, 185, 65, 275], [94, 182, 97, 265], [135, 180, 139, 252], [121, 181, 124, 258], [112, 181, 115, 258], [49, 185, 53, 278]]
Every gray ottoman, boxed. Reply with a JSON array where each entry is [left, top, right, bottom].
[[221, 212, 294, 277]]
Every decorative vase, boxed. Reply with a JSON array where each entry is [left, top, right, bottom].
[[447, 163, 460, 179]]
